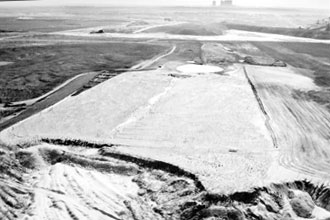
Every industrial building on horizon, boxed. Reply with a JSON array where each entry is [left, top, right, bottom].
[[212, 0, 233, 7]]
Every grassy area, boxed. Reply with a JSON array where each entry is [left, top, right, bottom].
[[0, 17, 126, 33], [225, 23, 330, 40], [0, 42, 168, 103], [274, 42, 330, 60], [164, 41, 203, 63]]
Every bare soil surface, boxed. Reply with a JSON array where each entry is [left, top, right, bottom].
[[246, 65, 330, 181], [2, 37, 330, 219], [1, 142, 330, 220], [1, 7, 330, 219], [2, 61, 325, 195]]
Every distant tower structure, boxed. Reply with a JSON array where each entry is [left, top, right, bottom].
[[212, 0, 217, 6], [220, 0, 233, 6]]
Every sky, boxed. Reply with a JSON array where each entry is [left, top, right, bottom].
[[0, 0, 329, 9]]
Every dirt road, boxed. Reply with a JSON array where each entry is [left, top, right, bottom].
[[56, 28, 330, 44], [0, 72, 98, 132], [130, 45, 176, 70]]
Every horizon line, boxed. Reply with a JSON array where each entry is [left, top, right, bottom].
[[0, 3, 328, 10]]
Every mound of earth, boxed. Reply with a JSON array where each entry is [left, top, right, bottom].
[[143, 23, 226, 36], [1, 141, 330, 220]]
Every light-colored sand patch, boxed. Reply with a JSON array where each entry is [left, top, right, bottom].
[[17, 16, 34, 20], [0, 69, 172, 145], [225, 30, 330, 43], [177, 64, 223, 74], [133, 22, 186, 34], [312, 206, 330, 220], [0, 61, 13, 66], [246, 65, 317, 90], [28, 162, 139, 219], [110, 65, 275, 193]]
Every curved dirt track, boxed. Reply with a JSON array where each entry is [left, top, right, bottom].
[[0, 72, 99, 132], [130, 45, 176, 70]]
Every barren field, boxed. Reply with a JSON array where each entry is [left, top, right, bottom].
[[1, 5, 330, 220]]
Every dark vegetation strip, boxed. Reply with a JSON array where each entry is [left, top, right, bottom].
[[243, 66, 278, 149], [38, 148, 139, 175], [0, 42, 167, 103], [100, 149, 206, 192], [41, 138, 114, 149]]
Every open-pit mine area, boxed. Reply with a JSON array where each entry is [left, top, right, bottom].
[[1, 6, 330, 220]]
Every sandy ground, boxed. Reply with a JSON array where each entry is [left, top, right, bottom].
[[0, 69, 172, 144], [3, 62, 330, 194], [0, 63, 276, 193], [246, 65, 330, 184], [2, 41, 330, 219], [0, 144, 203, 220], [29, 162, 139, 220], [132, 22, 187, 34], [176, 64, 223, 74]]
